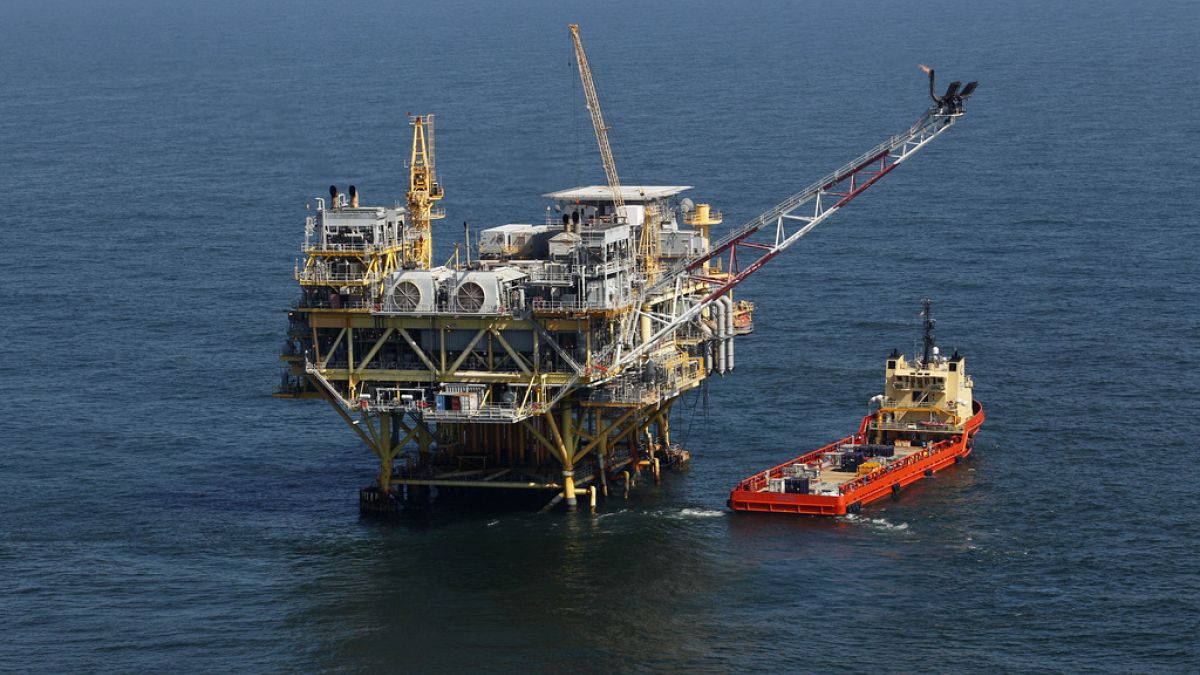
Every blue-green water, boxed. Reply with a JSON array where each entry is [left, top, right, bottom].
[[2, 0, 1198, 671]]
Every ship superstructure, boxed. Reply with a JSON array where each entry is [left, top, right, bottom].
[[276, 27, 978, 512], [729, 301, 985, 516], [870, 300, 975, 444]]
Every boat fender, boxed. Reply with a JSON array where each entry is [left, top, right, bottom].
[[924, 468, 933, 477], [954, 455, 962, 464], [891, 483, 901, 495], [847, 501, 862, 514]]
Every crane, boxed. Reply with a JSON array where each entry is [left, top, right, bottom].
[[569, 24, 626, 221], [569, 24, 662, 309], [604, 69, 980, 373], [405, 114, 444, 269]]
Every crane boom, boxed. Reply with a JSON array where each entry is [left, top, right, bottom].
[[613, 84, 977, 372], [569, 24, 625, 217]]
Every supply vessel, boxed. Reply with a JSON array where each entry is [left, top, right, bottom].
[[729, 300, 985, 516], [274, 23, 979, 513]]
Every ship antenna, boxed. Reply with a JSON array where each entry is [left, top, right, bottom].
[[921, 298, 936, 365]]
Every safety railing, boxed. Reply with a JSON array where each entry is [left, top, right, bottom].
[[421, 404, 534, 422], [296, 269, 381, 284], [295, 297, 375, 310], [530, 298, 629, 313], [733, 435, 858, 493], [303, 241, 399, 254], [868, 420, 961, 433], [526, 269, 575, 285], [375, 295, 525, 316]]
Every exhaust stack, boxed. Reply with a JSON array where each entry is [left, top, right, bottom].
[[349, 185, 359, 208], [918, 65, 979, 114]]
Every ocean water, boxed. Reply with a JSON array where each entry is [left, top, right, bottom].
[[1, 0, 1198, 671]]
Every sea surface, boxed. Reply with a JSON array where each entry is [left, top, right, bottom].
[[2, 0, 1198, 671]]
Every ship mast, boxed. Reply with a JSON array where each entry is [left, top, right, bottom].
[[921, 298, 936, 365]]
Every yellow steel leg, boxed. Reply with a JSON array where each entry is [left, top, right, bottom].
[[598, 433, 609, 498], [563, 471, 577, 508], [378, 413, 392, 495]]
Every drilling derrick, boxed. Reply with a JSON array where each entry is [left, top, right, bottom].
[[406, 114, 444, 270], [277, 27, 978, 514]]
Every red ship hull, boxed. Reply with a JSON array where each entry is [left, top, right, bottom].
[[729, 401, 985, 516]]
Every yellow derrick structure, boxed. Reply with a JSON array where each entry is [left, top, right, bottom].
[[405, 114, 444, 270]]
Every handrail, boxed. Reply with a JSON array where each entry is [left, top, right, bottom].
[[838, 438, 954, 494], [304, 241, 401, 254], [613, 103, 967, 373], [734, 434, 858, 493]]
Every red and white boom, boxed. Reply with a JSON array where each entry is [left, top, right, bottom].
[[614, 76, 977, 371]]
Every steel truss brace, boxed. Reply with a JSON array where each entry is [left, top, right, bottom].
[[614, 107, 967, 372]]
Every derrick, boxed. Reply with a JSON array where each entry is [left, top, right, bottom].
[[405, 114, 444, 270]]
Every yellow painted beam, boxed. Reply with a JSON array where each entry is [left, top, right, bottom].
[[543, 410, 570, 466], [313, 383, 376, 451], [446, 327, 488, 374], [396, 327, 436, 372], [574, 406, 639, 463], [354, 327, 396, 376], [318, 327, 347, 369], [391, 478, 561, 490], [520, 418, 557, 457], [490, 328, 532, 375]]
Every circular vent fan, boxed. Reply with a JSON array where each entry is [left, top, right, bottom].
[[455, 282, 486, 312], [393, 281, 422, 312]]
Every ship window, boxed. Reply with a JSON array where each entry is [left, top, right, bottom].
[[887, 360, 896, 369], [949, 362, 957, 372]]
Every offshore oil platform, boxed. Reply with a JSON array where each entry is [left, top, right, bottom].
[[275, 26, 978, 513]]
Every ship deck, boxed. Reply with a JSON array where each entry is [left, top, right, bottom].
[[806, 444, 924, 493], [728, 403, 985, 516]]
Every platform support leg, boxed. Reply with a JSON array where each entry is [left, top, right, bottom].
[[597, 435, 609, 498], [546, 408, 580, 509], [377, 412, 394, 496], [563, 471, 577, 508], [658, 405, 671, 448]]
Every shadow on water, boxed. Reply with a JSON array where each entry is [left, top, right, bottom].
[[286, 495, 743, 671]]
